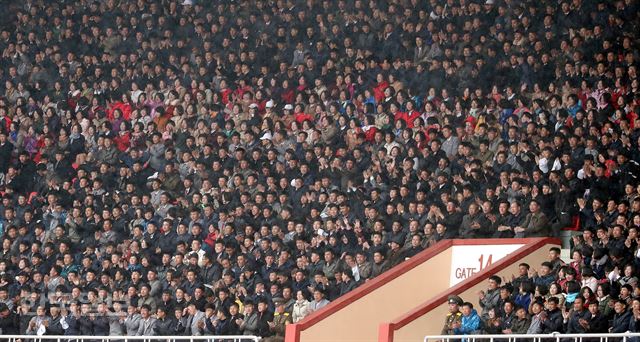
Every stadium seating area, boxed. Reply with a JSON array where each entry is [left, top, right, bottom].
[[0, 0, 639, 339]]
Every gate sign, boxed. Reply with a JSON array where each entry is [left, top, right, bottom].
[[449, 244, 524, 286]]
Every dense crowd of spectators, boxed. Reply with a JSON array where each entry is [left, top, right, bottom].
[[0, 0, 639, 339], [445, 248, 640, 336]]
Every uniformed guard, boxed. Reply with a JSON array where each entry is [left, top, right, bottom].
[[264, 298, 292, 342], [442, 295, 463, 335]]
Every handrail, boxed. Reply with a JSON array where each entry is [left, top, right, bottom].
[[0, 336, 260, 342], [287, 238, 548, 342], [424, 333, 640, 342], [378, 238, 562, 342], [387, 238, 561, 331]]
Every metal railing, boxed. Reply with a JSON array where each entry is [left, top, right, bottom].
[[0, 336, 260, 342], [425, 333, 640, 342]]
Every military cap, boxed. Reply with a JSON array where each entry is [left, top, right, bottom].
[[448, 295, 463, 306]]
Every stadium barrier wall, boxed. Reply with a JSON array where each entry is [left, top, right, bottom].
[[378, 237, 561, 342], [286, 238, 545, 342]]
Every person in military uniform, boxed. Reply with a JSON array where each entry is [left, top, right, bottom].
[[263, 298, 292, 342], [442, 295, 463, 335]]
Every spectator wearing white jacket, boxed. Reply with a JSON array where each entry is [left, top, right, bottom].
[[581, 267, 599, 293], [292, 291, 312, 323]]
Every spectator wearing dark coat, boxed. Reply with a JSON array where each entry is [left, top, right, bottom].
[[154, 307, 176, 336], [542, 297, 564, 334], [92, 304, 111, 336], [0, 303, 19, 335], [46, 305, 66, 335], [585, 302, 609, 333], [610, 300, 633, 333], [78, 303, 94, 336], [61, 304, 81, 336], [564, 296, 590, 334], [479, 276, 502, 319]]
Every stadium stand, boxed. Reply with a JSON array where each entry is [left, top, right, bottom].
[[0, 0, 639, 340]]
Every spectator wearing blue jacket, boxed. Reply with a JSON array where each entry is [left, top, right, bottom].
[[514, 281, 534, 312], [531, 262, 556, 287], [453, 302, 482, 336]]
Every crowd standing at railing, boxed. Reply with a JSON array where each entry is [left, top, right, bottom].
[[0, 0, 639, 339]]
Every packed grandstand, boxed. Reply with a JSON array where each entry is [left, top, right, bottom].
[[0, 0, 639, 339]]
